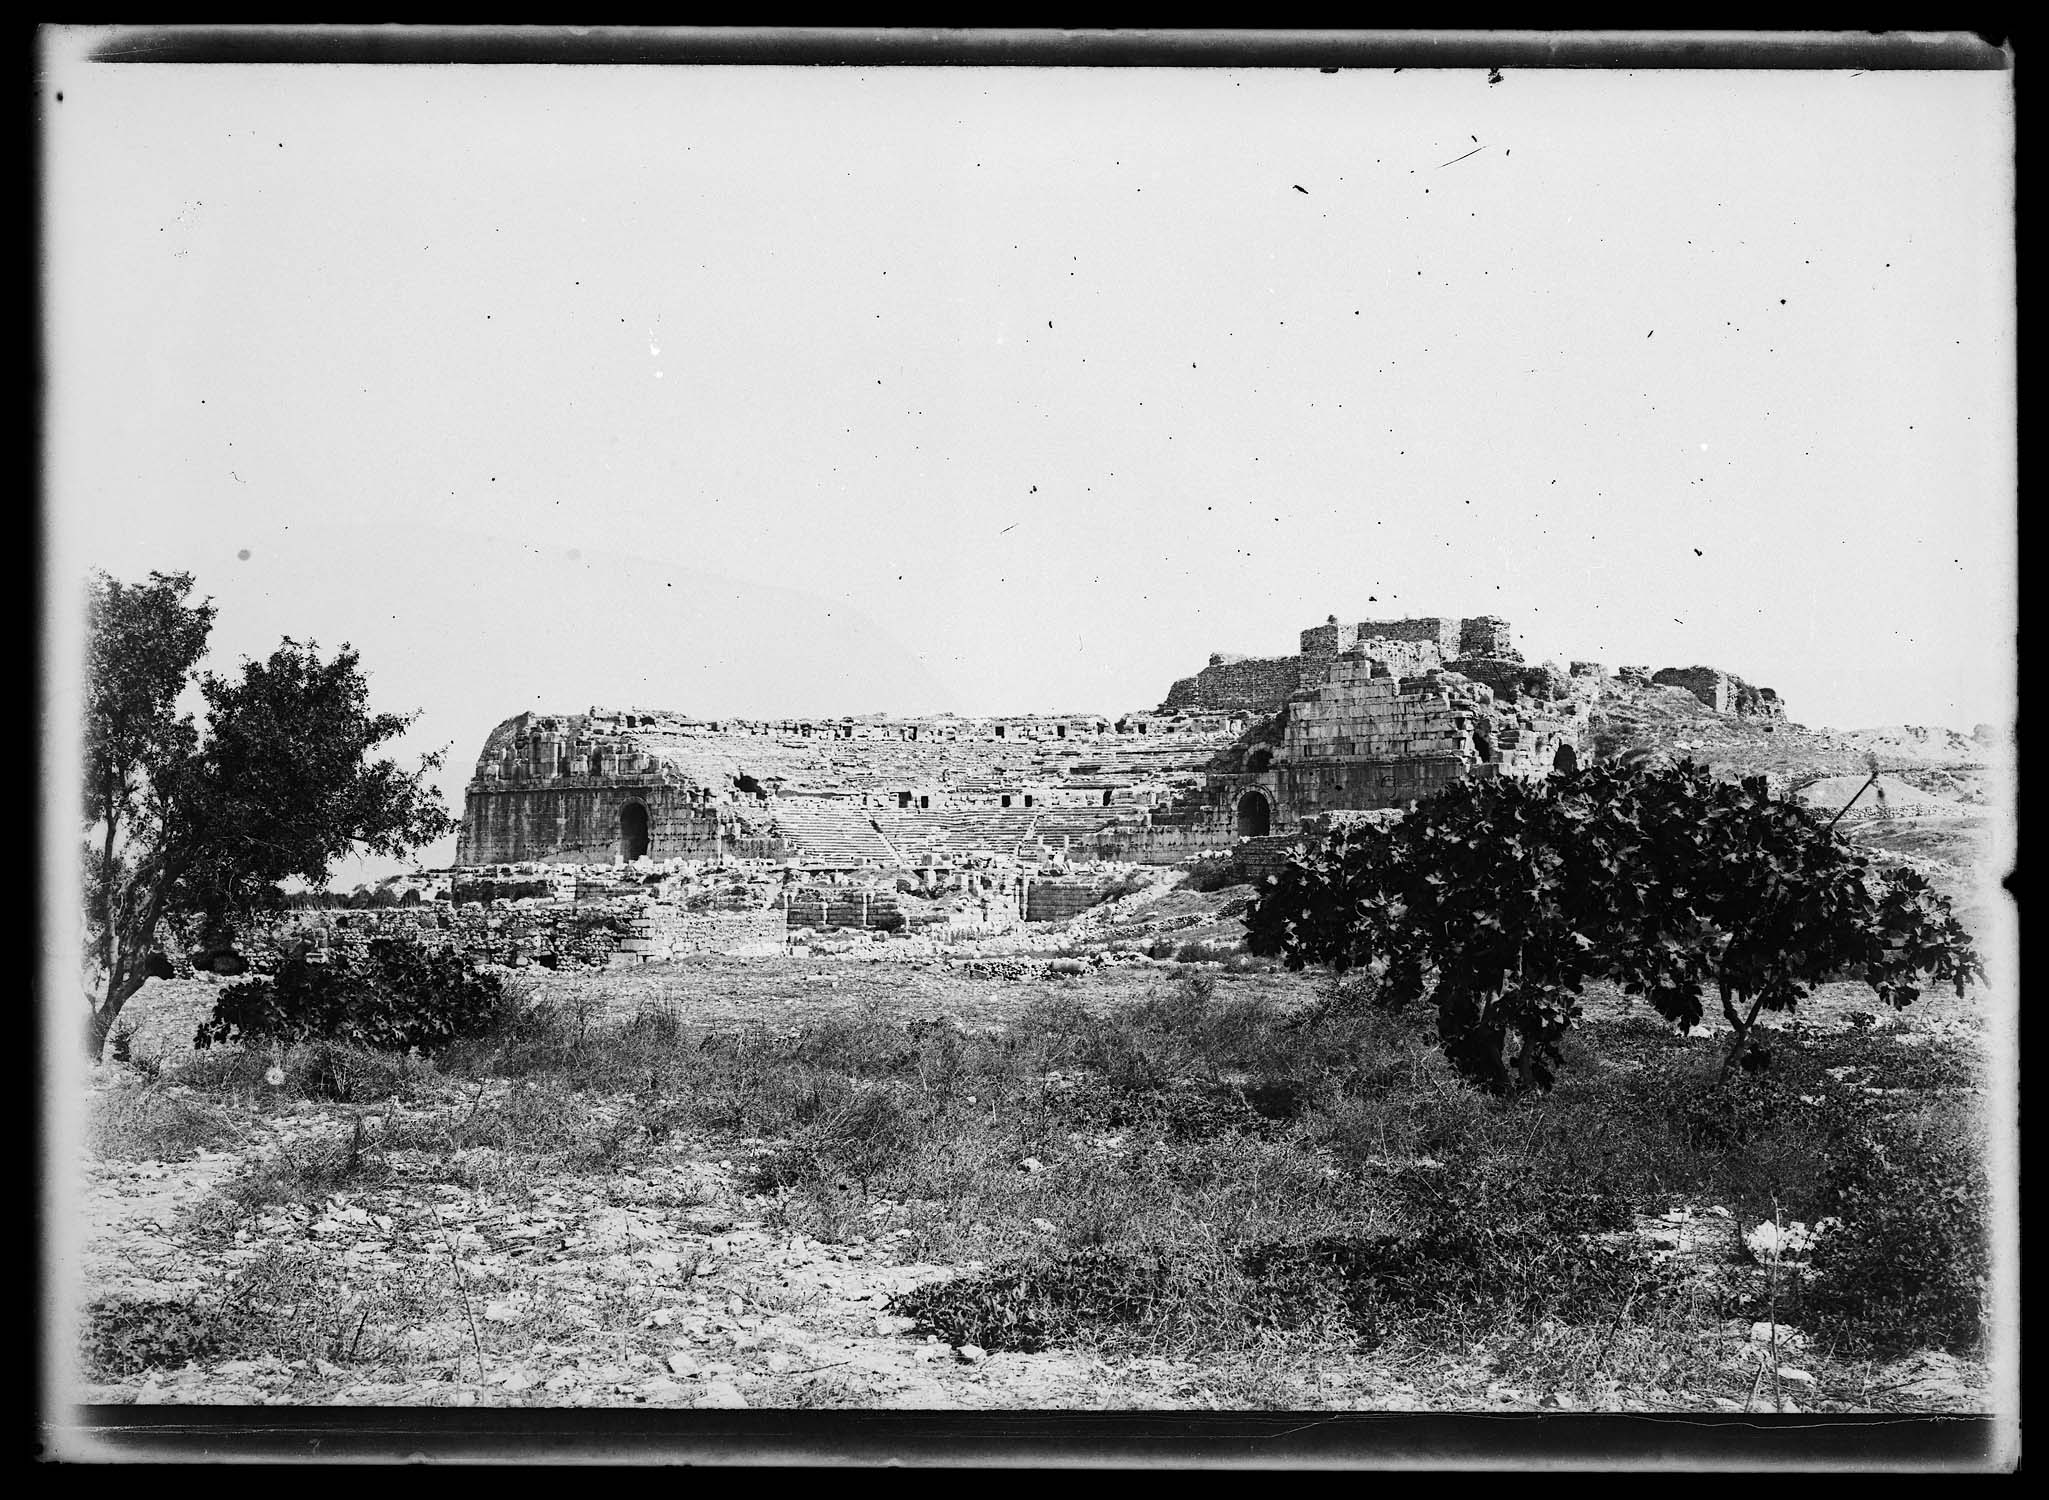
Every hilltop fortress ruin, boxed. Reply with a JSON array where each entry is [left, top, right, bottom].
[[455, 612, 1786, 873]]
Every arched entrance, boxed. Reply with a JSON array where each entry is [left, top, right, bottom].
[[620, 802, 650, 862], [1235, 788, 1272, 838], [1553, 743, 1579, 774]]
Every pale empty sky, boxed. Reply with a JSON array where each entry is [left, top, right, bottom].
[[42, 39, 2015, 873]]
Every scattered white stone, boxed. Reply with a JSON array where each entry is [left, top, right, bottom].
[[957, 1345, 987, 1364], [1020, 1156, 1044, 1173], [692, 1382, 748, 1409], [1749, 1323, 1811, 1351], [666, 1352, 698, 1377]]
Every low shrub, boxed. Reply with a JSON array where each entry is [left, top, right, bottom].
[[80, 1296, 250, 1380], [742, 1079, 921, 1194], [288, 1040, 437, 1104], [449, 877, 554, 905], [195, 940, 503, 1057], [789, 1013, 920, 1078], [1238, 1174, 1663, 1344], [1804, 1114, 1991, 1356], [889, 1246, 1179, 1353], [1091, 870, 1155, 906], [87, 1084, 240, 1162], [214, 1119, 389, 1215], [622, 995, 686, 1048], [1182, 856, 1245, 894]]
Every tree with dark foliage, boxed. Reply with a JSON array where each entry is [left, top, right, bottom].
[[82, 570, 453, 1059], [1245, 759, 1981, 1093]]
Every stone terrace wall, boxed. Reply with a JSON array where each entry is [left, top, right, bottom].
[[1230, 834, 1307, 886], [781, 886, 906, 933], [1024, 879, 1100, 924], [1159, 654, 1303, 715], [1285, 667, 1473, 763]]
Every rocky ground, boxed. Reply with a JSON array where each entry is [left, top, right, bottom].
[[67, 1067, 1994, 1415], [70, 950, 2002, 1416]]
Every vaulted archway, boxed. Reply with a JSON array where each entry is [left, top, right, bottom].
[[620, 801, 650, 861], [1235, 788, 1273, 838]]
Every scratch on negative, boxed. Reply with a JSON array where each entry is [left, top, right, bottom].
[[1438, 145, 1487, 169]]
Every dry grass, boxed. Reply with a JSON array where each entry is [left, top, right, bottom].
[[84, 949, 1992, 1409]]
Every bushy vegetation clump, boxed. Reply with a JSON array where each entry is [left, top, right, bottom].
[[194, 939, 502, 1056], [1245, 759, 1982, 1093], [449, 877, 555, 905]]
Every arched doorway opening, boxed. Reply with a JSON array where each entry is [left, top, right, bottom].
[[1552, 743, 1579, 774], [620, 802, 650, 862], [1235, 788, 1272, 838]]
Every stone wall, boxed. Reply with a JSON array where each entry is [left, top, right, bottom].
[[1272, 755, 1475, 815], [1299, 619, 1359, 658], [457, 783, 728, 866], [1230, 834, 1308, 886], [1458, 616, 1520, 659], [1159, 654, 1303, 714], [235, 896, 793, 972], [781, 886, 905, 933], [1172, 614, 1517, 715], [1024, 879, 1101, 923], [1284, 667, 1474, 763], [1353, 616, 1464, 654]]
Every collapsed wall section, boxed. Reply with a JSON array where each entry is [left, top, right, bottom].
[[1652, 666, 1787, 720], [1159, 654, 1303, 714]]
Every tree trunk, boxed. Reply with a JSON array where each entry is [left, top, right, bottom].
[[1512, 1027, 1552, 1093], [87, 966, 149, 1062], [1717, 981, 1771, 1085], [87, 899, 166, 1062], [1434, 977, 1512, 1094]]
